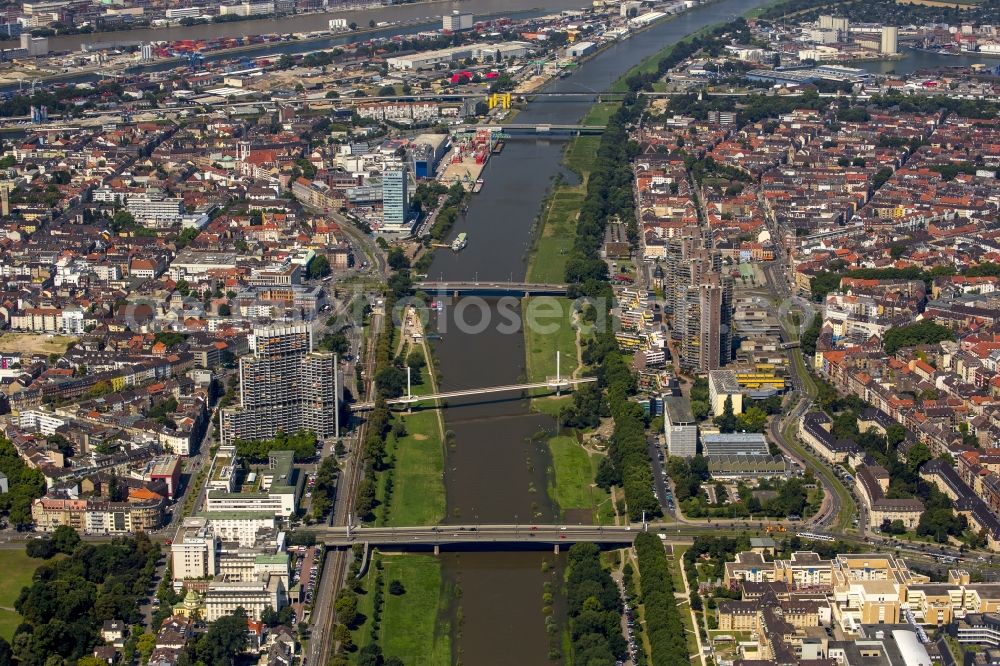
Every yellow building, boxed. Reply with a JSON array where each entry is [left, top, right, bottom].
[[905, 570, 1000, 626], [724, 551, 836, 589]]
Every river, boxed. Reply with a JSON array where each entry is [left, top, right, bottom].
[[0, 0, 585, 51], [424, 0, 767, 663], [855, 47, 1000, 75]]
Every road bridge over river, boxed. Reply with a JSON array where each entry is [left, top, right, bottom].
[[312, 524, 648, 551], [414, 280, 568, 296]]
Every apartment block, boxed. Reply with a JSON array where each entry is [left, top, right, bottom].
[[31, 496, 163, 535], [855, 466, 924, 531], [220, 324, 342, 445]]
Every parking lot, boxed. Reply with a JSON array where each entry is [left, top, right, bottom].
[[291, 545, 322, 622]]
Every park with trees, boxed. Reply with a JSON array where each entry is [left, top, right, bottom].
[[9, 534, 160, 666], [0, 436, 46, 530]]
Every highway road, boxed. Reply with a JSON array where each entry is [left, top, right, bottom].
[[759, 246, 857, 533]]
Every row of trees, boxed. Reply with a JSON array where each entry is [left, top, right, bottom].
[[597, 353, 661, 520], [634, 533, 688, 666], [355, 396, 390, 521], [426, 181, 469, 242], [310, 455, 340, 521], [557, 53, 664, 521], [565, 543, 627, 664], [354, 260, 404, 520]]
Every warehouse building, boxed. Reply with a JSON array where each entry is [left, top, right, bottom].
[[387, 42, 533, 69]]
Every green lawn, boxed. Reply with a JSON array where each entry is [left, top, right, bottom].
[[0, 609, 20, 643], [350, 569, 378, 656], [667, 546, 689, 598], [531, 395, 575, 418], [523, 297, 578, 385], [547, 435, 611, 523], [528, 187, 584, 284], [565, 136, 601, 177], [377, 345, 446, 527], [581, 102, 618, 127], [383, 410, 446, 526], [527, 135, 602, 285], [0, 549, 43, 641], [378, 556, 451, 665]]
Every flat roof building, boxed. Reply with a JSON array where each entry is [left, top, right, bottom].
[[664, 396, 698, 458], [386, 42, 533, 69], [709, 369, 743, 416], [703, 432, 769, 457]]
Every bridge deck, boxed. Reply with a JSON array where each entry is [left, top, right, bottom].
[[415, 281, 568, 295], [312, 525, 645, 548], [487, 124, 606, 135]]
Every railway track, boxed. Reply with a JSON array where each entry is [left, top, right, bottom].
[[309, 309, 382, 665]]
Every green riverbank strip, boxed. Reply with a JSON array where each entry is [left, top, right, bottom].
[[379, 556, 451, 664], [350, 554, 451, 666], [527, 186, 585, 285], [547, 435, 614, 524], [376, 344, 446, 527], [526, 135, 600, 285], [522, 90, 616, 525], [381, 410, 446, 526], [522, 39, 623, 526], [525, 247, 610, 524], [524, 297, 578, 385]]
